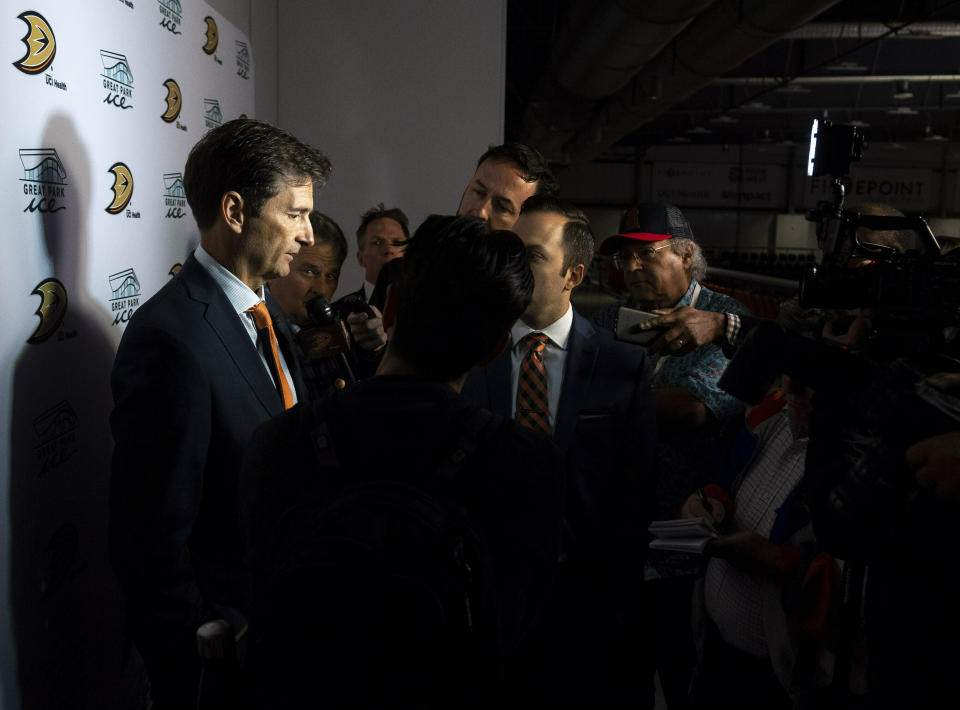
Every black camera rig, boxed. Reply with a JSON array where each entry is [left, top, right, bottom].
[[717, 119, 960, 561], [800, 119, 959, 359]]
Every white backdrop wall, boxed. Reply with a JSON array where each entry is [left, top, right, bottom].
[[2, 3, 254, 708], [206, 0, 278, 123], [277, 1, 508, 297], [2, 2, 507, 707]]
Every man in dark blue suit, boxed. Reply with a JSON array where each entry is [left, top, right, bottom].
[[109, 118, 331, 709], [462, 195, 658, 706]]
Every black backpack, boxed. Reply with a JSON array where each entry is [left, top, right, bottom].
[[253, 396, 504, 708]]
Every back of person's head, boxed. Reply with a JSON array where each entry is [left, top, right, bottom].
[[184, 117, 332, 231], [853, 202, 914, 252], [309, 211, 348, 265], [520, 193, 595, 273], [392, 215, 532, 380], [356, 203, 410, 249], [477, 142, 559, 197]]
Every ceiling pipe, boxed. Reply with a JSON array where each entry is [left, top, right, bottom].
[[522, 0, 716, 157], [555, 0, 717, 100], [783, 21, 960, 40], [712, 74, 960, 86], [562, 0, 843, 163], [665, 104, 960, 114]]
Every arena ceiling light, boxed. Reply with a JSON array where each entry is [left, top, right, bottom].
[[923, 125, 948, 141], [827, 60, 868, 72], [775, 83, 811, 93], [893, 79, 914, 99]]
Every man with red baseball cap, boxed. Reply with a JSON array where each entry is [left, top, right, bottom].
[[594, 202, 750, 709]]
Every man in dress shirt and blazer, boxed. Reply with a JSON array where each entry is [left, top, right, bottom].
[[462, 195, 658, 707], [109, 118, 331, 709]]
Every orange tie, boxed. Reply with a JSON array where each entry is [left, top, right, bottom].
[[516, 332, 551, 434], [246, 301, 294, 409]]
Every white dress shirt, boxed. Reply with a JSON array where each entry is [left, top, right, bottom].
[[509, 305, 574, 428], [194, 246, 298, 404]]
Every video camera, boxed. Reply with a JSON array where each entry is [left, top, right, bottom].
[[717, 119, 960, 560], [801, 119, 960, 359]]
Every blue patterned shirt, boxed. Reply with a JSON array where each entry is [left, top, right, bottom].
[[594, 281, 752, 577], [594, 281, 749, 420]]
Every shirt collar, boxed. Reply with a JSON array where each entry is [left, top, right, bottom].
[[511, 303, 574, 351], [194, 245, 264, 314], [676, 279, 698, 308]]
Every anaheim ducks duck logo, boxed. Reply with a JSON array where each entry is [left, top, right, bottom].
[[105, 162, 134, 214], [161, 78, 181, 122], [28, 277, 68, 344], [202, 16, 218, 55], [13, 11, 56, 75]]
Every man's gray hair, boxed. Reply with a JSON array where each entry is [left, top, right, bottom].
[[669, 238, 707, 282]]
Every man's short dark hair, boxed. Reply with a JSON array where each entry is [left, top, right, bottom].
[[356, 203, 411, 250], [520, 194, 595, 273], [476, 143, 559, 197], [184, 118, 332, 231], [852, 202, 914, 252], [309, 211, 348, 266], [392, 215, 533, 381]]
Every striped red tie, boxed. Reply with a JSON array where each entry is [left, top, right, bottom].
[[516, 332, 551, 434], [246, 301, 294, 410]]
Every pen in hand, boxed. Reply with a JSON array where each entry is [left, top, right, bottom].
[[698, 487, 715, 521]]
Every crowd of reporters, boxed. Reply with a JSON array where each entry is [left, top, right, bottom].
[[107, 117, 960, 709]]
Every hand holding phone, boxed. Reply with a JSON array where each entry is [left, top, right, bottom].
[[614, 306, 664, 346]]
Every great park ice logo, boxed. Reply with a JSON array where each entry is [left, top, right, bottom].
[[236, 40, 249, 79], [163, 172, 187, 219], [33, 400, 78, 475], [158, 0, 182, 35], [20, 148, 67, 214], [203, 98, 222, 130], [100, 50, 134, 110], [108, 268, 141, 326]]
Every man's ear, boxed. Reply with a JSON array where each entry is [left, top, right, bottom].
[[221, 191, 244, 234], [564, 263, 585, 291], [356, 247, 365, 268], [477, 331, 511, 365]]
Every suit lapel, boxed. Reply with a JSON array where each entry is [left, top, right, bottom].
[[180, 255, 283, 416], [267, 290, 309, 403], [554, 309, 598, 453]]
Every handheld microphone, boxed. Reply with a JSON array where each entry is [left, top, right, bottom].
[[299, 295, 357, 385]]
